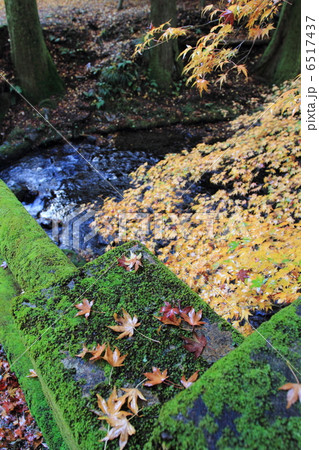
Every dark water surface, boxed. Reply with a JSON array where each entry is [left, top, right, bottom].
[[0, 126, 207, 254]]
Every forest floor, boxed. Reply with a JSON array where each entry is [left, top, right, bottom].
[[0, 0, 270, 150], [0, 0, 300, 448]]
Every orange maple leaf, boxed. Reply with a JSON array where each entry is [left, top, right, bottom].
[[97, 388, 127, 421], [143, 367, 168, 386], [89, 343, 106, 362], [155, 314, 182, 326], [180, 307, 205, 327], [103, 345, 127, 367], [74, 298, 94, 319], [108, 309, 141, 339], [75, 344, 91, 358], [180, 370, 199, 389], [278, 383, 301, 409], [120, 388, 146, 414]]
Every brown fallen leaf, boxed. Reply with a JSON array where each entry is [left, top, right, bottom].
[[97, 389, 126, 421], [103, 345, 127, 367], [180, 370, 199, 388], [182, 332, 207, 359], [97, 389, 134, 449], [180, 307, 205, 327], [144, 367, 168, 386], [108, 309, 141, 339], [75, 298, 94, 319], [102, 415, 136, 450], [278, 382, 301, 408], [89, 343, 106, 362], [26, 369, 38, 378], [155, 314, 182, 326], [160, 302, 179, 318], [120, 388, 146, 414], [76, 344, 91, 359], [118, 251, 143, 272]]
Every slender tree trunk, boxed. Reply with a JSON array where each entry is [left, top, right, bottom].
[[149, 0, 182, 90], [255, 0, 301, 85], [117, 0, 124, 10], [4, 0, 64, 103]]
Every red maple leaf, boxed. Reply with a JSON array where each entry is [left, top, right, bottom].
[[220, 9, 234, 25], [182, 332, 207, 359], [236, 269, 250, 282], [160, 302, 179, 318]]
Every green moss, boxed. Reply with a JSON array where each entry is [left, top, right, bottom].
[[0, 256, 67, 448], [147, 300, 301, 449], [0, 180, 76, 290], [11, 241, 242, 448]]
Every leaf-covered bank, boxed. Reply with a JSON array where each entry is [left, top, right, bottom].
[[94, 80, 301, 335]]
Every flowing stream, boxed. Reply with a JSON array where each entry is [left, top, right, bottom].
[[0, 126, 206, 255]]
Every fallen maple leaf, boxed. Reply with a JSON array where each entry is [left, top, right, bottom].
[[97, 389, 126, 421], [236, 269, 250, 282], [180, 370, 199, 388], [120, 388, 146, 414], [182, 332, 207, 358], [180, 307, 205, 327], [103, 345, 127, 367], [160, 302, 179, 318], [144, 367, 168, 386], [76, 344, 91, 358], [97, 389, 134, 449], [118, 252, 143, 272], [102, 415, 136, 450], [278, 383, 301, 408], [74, 298, 94, 319], [108, 309, 141, 339], [89, 343, 106, 362], [155, 314, 182, 326], [26, 369, 38, 378]]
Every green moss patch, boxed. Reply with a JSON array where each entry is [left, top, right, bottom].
[[0, 255, 66, 448], [147, 299, 301, 449], [0, 180, 76, 291], [12, 241, 242, 449]]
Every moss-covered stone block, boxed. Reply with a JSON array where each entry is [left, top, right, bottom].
[[147, 299, 301, 449], [0, 180, 76, 290], [0, 256, 66, 448], [11, 242, 243, 449]]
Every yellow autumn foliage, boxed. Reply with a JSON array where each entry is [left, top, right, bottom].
[[93, 79, 301, 335]]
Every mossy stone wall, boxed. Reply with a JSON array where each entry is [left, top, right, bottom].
[[0, 179, 76, 290], [11, 242, 243, 449], [0, 257, 66, 448], [147, 299, 301, 449], [0, 182, 300, 449]]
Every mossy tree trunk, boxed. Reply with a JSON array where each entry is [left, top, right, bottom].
[[149, 0, 182, 90], [4, 0, 64, 103], [117, 0, 123, 10], [255, 0, 301, 85]]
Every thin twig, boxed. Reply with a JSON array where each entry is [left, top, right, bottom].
[[136, 329, 161, 344]]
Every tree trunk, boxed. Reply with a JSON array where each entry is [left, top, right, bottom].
[[149, 0, 182, 90], [117, 0, 124, 10], [4, 0, 64, 103], [255, 0, 300, 85]]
